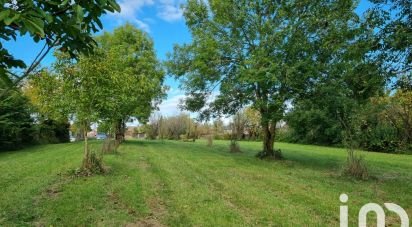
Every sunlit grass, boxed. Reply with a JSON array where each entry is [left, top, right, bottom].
[[0, 140, 410, 226]]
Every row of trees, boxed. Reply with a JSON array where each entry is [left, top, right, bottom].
[[30, 24, 165, 172], [1, 0, 122, 151], [141, 108, 265, 142], [1, 24, 166, 173], [142, 113, 226, 141]]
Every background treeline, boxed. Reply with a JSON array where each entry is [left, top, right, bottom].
[[0, 80, 69, 151], [141, 113, 225, 141], [285, 81, 412, 153], [143, 92, 412, 154], [140, 109, 262, 141]]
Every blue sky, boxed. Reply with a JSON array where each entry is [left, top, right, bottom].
[[5, 0, 373, 118]]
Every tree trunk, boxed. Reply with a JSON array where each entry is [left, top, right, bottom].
[[82, 123, 90, 170], [262, 121, 275, 156], [115, 119, 125, 144]]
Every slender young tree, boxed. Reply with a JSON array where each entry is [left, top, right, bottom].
[[31, 24, 165, 172]]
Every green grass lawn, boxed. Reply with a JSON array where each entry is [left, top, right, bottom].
[[0, 140, 411, 226]]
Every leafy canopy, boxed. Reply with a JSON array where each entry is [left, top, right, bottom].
[[0, 0, 120, 83]]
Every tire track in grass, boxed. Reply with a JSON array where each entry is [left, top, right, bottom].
[[99, 146, 151, 226], [126, 154, 167, 227], [147, 142, 294, 226], [162, 142, 340, 226], [161, 145, 290, 226], [140, 142, 248, 226], [174, 142, 409, 226]]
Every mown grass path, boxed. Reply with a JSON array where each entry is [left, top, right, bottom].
[[0, 140, 411, 226]]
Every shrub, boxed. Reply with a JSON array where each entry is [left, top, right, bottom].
[[276, 128, 293, 142], [342, 150, 368, 180], [213, 134, 223, 140], [229, 140, 241, 153], [207, 135, 213, 147], [102, 138, 116, 153], [36, 120, 70, 144]]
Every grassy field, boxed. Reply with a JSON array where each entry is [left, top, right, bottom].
[[0, 139, 411, 226]]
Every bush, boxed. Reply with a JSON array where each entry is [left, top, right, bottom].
[[213, 134, 223, 140], [207, 135, 213, 146], [229, 140, 241, 153], [342, 150, 368, 180], [352, 101, 406, 153], [223, 133, 232, 140], [36, 120, 70, 144], [286, 108, 343, 146], [276, 128, 293, 142]]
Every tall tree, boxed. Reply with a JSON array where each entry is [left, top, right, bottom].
[[167, 0, 373, 159], [97, 24, 166, 143]]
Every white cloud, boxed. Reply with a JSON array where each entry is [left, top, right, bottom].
[[117, 0, 154, 19], [109, 0, 184, 32], [158, 93, 185, 116], [157, 0, 184, 22], [111, 0, 154, 32]]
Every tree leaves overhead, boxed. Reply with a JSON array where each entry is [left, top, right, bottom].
[[0, 0, 121, 74], [367, 0, 411, 76]]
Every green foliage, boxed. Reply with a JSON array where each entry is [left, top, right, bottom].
[[25, 70, 68, 121], [0, 81, 35, 151], [167, 0, 383, 157], [0, 73, 69, 150], [96, 24, 166, 126], [0, 0, 120, 76], [287, 90, 411, 153], [368, 0, 411, 75], [351, 100, 400, 152], [286, 105, 343, 145], [35, 119, 70, 144]]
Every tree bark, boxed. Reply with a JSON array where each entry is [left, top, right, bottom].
[[82, 122, 90, 170], [262, 121, 275, 156], [115, 119, 125, 144]]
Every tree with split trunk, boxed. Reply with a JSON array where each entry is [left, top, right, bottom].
[[167, 0, 370, 158]]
